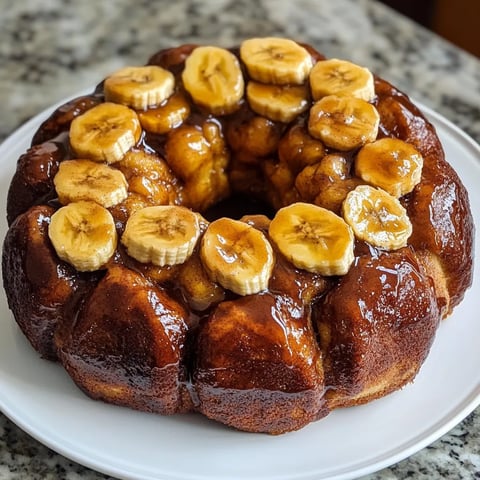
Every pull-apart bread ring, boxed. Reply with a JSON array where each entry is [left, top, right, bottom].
[[3, 38, 474, 434]]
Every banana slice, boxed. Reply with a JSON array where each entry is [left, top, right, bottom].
[[240, 37, 313, 85], [308, 95, 379, 151], [48, 200, 117, 271], [269, 202, 354, 276], [200, 218, 274, 296], [310, 59, 375, 101], [54, 159, 128, 208], [121, 205, 201, 266], [104, 65, 175, 110], [182, 46, 244, 115], [70, 102, 142, 164], [137, 92, 191, 134], [246, 81, 309, 123], [354, 137, 424, 197], [342, 185, 412, 250]]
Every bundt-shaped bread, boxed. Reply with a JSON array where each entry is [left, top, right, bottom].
[[2, 38, 474, 434]]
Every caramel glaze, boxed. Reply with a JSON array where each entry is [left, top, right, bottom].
[[374, 79, 474, 311], [2, 42, 474, 434], [55, 264, 193, 414], [316, 244, 440, 410], [194, 215, 330, 433], [2, 205, 100, 360], [31, 94, 103, 146], [6, 141, 65, 225]]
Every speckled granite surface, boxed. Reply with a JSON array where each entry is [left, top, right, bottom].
[[0, 0, 479, 479]]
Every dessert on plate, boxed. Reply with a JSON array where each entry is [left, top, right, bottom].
[[2, 37, 474, 434]]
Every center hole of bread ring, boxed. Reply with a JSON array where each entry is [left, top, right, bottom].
[[203, 193, 275, 222]]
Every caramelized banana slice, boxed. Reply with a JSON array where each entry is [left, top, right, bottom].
[[182, 46, 244, 115], [240, 37, 313, 85], [354, 137, 424, 197], [310, 59, 375, 101], [269, 202, 354, 276], [200, 218, 274, 295], [342, 185, 412, 250], [54, 159, 128, 208], [308, 95, 379, 151], [104, 65, 175, 109], [69, 103, 141, 164], [48, 201, 117, 271], [121, 205, 201, 266], [246, 82, 309, 123]]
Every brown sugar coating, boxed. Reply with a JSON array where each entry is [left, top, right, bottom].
[[31, 95, 103, 146], [6, 142, 65, 225], [2, 40, 474, 434], [374, 79, 474, 311], [316, 246, 440, 409], [195, 293, 325, 434], [56, 264, 193, 414], [195, 215, 329, 433], [2, 205, 98, 359]]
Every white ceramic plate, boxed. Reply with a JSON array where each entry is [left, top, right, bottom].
[[0, 99, 479, 480]]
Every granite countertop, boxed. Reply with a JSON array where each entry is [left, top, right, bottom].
[[0, 0, 479, 478]]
